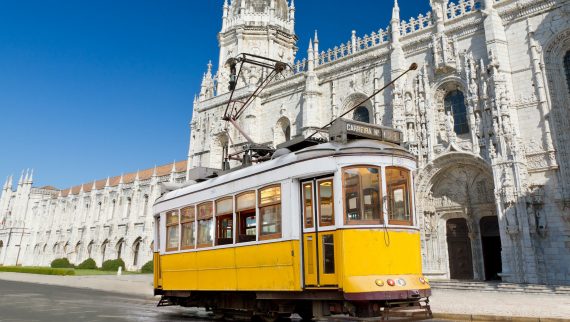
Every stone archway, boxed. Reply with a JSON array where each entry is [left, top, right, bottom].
[[416, 152, 499, 281], [341, 93, 374, 123]]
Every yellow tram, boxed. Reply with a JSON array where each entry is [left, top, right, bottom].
[[153, 119, 431, 321]]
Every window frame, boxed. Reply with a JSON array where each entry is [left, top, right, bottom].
[[215, 197, 234, 246], [386, 166, 414, 226], [317, 179, 335, 227], [196, 201, 214, 248], [342, 165, 384, 226], [302, 182, 315, 229], [165, 209, 180, 252], [236, 191, 257, 243], [180, 205, 196, 250], [258, 184, 282, 241]]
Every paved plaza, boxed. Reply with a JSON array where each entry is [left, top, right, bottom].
[[0, 273, 568, 321]]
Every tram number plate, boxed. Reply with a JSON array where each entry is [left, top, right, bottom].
[[382, 129, 402, 144]]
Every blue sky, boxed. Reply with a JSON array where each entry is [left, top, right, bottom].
[[0, 0, 431, 189]]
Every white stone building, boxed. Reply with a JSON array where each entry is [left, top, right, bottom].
[[188, 0, 570, 284], [0, 162, 187, 270], [2, 0, 570, 284]]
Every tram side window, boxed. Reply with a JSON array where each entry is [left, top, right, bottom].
[[180, 206, 195, 249], [302, 182, 314, 229], [166, 210, 180, 251], [197, 202, 214, 248], [387, 167, 413, 225], [342, 167, 383, 225], [259, 185, 282, 240], [236, 191, 256, 243], [216, 197, 234, 246]]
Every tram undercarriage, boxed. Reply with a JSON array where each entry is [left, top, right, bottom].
[[156, 290, 432, 321]]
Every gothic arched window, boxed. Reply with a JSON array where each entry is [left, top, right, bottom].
[[353, 106, 371, 123], [564, 50, 570, 92], [444, 90, 469, 135], [132, 237, 142, 267], [116, 238, 125, 260]]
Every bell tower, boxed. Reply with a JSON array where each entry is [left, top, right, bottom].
[[216, 0, 298, 94]]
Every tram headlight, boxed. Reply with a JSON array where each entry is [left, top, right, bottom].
[[387, 279, 396, 287], [419, 277, 426, 284], [375, 279, 385, 287]]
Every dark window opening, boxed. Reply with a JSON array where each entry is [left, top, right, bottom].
[[322, 235, 335, 274], [444, 90, 469, 135], [237, 210, 256, 243], [353, 106, 371, 123], [564, 50, 570, 93], [216, 215, 233, 246]]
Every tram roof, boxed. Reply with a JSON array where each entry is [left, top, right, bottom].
[[155, 139, 413, 207]]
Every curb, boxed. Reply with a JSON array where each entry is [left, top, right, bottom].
[[433, 313, 570, 321]]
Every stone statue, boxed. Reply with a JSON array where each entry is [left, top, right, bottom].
[[405, 93, 414, 115]]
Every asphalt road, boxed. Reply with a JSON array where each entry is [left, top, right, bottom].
[[0, 280, 441, 322], [0, 279, 211, 322]]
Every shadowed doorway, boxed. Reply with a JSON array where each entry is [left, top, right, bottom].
[[480, 216, 502, 281], [446, 218, 474, 280]]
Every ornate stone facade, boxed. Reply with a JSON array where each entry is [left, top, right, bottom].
[[2, 0, 569, 284], [0, 162, 187, 270], [188, 0, 570, 284]]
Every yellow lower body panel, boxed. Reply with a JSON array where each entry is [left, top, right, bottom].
[[160, 240, 301, 292]]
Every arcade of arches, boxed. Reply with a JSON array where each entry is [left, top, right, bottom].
[[417, 154, 502, 281]]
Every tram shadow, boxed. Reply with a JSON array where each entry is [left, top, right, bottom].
[[160, 311, 432, 322]]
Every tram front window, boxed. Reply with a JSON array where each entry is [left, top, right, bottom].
[[342, 167, 383, 225], [319, 180, 334, 226], [387, 167, 413, 225], [237, 191, 256, 243], [197, 202, 214, 248], [259, 185, 282, 240]]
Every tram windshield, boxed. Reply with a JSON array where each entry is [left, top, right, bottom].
[[342, 166, 413, 226]]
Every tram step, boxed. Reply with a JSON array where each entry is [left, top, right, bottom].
[[430, 280, 570, 295]]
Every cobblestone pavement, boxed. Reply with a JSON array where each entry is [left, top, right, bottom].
[[1, 273, 569, 320]]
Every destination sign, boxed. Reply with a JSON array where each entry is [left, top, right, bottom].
[[346, 123, 383, 139], [329, 118, 403, 145]]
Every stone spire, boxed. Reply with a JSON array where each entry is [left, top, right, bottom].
[[91, 180, 97, 191], [2, 177, 8, 191], [313, 30, 319, 65], [199, 61, 215, 101], [302, 38, 322, 132], [105, 176, 110, 188], [430, 0, 449, 34], [289, 0, 295, 25], [390, 0, 406, 74], [222, 0, 230, 30], [307, 39, 314, 72], [170, 161, 177, 182], [18, 170, 25, 186], [26, 169, 33, 184]]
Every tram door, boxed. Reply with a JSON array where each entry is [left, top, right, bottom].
[[301, 177, 338, 287]]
